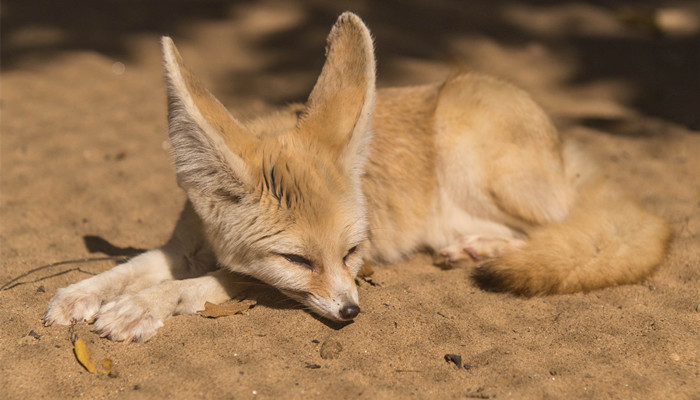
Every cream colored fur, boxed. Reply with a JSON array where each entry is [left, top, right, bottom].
[[45, 12, 670, 342]]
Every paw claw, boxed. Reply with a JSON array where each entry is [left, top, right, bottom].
[[462, 247, 481, 260]]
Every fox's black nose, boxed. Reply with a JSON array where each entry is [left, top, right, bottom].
[[339, 304, 360, 320]]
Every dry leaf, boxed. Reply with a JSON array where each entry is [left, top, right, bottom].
[[199, 299, 257, 318], [73, 338, 97, 373], [358, 259, 374, 278], [98, 357, 113, 375], [73, 337, 113, 375]]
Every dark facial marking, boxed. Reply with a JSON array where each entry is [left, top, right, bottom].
[[254, 229, 286, 244], [213, 187, 241, 203]]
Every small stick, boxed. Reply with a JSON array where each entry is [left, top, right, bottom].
[[1, 256, 127, 291]]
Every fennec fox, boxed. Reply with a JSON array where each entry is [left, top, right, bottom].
[[45, 13, 670, 342]]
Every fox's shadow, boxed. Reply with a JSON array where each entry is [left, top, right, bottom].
[[83, 235, 146, 258]]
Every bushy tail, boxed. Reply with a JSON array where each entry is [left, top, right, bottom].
[[472, 179, 672, 296]]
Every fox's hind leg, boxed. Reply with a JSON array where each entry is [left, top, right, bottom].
[[44, 202, 214, 326], [431, 74, 576, 269]]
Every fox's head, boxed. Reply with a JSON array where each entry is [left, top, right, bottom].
[[161, 13, 375, 321]]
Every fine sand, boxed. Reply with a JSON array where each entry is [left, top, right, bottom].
[[2, 1, 699, 399]]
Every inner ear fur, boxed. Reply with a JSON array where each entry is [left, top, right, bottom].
[[297, 12, 377, 175], [162, 37, 258, 193]]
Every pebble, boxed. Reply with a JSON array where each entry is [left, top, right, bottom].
[[320, 338, 343, 359], [444, 353, 462, 369]]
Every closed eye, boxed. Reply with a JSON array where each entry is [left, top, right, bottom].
[[278, 253, 314, 270], [343, 245, 358, 265]]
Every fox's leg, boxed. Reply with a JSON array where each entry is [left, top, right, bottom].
[[92, 269, 247, 342], [44, 202, 214, 326], [436, 235, 526, 267], [44, 247, 205, 325], [428, 199, 529, 267]]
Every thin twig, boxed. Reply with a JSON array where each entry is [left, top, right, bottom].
[[2, 267, 97, 291], [1, 256, 127, 291]]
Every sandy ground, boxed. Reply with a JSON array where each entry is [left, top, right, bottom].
[[2, 1, 699, 399]]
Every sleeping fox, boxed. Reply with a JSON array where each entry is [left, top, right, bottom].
[[44, 12, 671, 342]]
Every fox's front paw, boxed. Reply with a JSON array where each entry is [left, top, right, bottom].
[[44, 288, 103, 326], [93, 294, 164, 343]]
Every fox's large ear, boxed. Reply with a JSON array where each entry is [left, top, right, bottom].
[[162, 37, 257, 195], [297, 12, 376, 175]]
